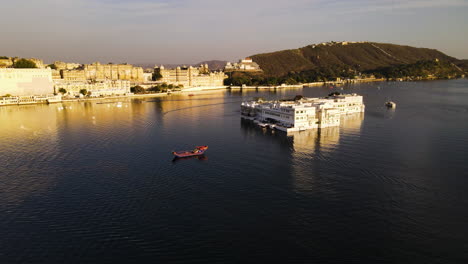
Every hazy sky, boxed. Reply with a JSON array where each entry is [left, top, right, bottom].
[[1, 0, 467, 64]]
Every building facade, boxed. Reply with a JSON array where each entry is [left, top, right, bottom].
[[84, 62, 144, 82], [0, 68, 54, 96], [241, 93, 365, 132], [54, 80, 131, 97], [62, 70, 87, 82], [154, 65, 226, 87]]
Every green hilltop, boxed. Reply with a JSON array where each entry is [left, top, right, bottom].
[[226, 42, 466, 85]]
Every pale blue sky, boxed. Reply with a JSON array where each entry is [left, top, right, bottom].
[[1, 0, 467, 64]]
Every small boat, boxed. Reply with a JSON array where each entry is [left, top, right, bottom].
[[172, 146, 208, 158], [385, 101, 396, 108], [188, 94, 195, 96], [258, 122, 268, 128]]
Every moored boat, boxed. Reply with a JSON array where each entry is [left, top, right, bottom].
[[172, 146, 208, 158]]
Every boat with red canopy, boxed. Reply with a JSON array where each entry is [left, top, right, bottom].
[[172, 146, 208, 158]]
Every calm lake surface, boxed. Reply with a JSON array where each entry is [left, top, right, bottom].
[[1, 80, 468, 263]]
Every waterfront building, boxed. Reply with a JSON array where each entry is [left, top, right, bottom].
[[0, 68, 54, 96], [224, 58, 262, 72], [54, 80, 131, 97], [154, 65, 226, 88], [241, 93, 365, 132], [0, 94, 62, 106]]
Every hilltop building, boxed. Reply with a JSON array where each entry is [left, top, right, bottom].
[[0, 68, 54, 96], [241, 93, 365, 132], [29, 58, 45, 69], [0, 57, 45, 69], [53, 61, 81, 71], [224, 58, 262, 72], [154, 64, 226, 88], [0, 58, 13, 68]]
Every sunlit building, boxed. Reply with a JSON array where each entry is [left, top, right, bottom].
[[224, 58, 262, 72], [0, 68, 54, 96], [154, 64, 226, 88], [241, 93, 365, 132], [54, 80, 131, 97]]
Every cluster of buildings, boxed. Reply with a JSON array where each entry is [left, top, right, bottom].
[[0, 57, 142, 100], [154, 64, 226, 88], [58, 62, 144, 82], [224, 58, 262, 72], [0, 55, 266, 104], [241, 93, 365, 132], [311, 41, 368, 48]]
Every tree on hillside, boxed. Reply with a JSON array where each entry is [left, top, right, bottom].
[[13, 59, 37, 68], [48, 64, 57, 70], [58, 88, 67, 94]]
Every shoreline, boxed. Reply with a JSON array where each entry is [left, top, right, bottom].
[[0, 87, 228, 107], [1, 78, 465, 107]]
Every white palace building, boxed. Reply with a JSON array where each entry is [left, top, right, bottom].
[[241, 93, 365, 132]]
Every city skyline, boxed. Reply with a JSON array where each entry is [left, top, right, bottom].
[[1, 0, 467, 64]]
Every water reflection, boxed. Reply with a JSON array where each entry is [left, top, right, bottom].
[[0, 105, 60, 208], [241, 113, 364, 193], [0, 99, 143, 209], [291, 113, 364, 193], [241, 113, 364, 153], [172, 155, 208, 163]]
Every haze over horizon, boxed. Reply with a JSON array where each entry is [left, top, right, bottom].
[[1, 0, 467, 65]]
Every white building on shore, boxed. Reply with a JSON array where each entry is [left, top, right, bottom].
[[54, 80, 131, 97], [241, 93, 365, 132], [0, 68, 54, 96]]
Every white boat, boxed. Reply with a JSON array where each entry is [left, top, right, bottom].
[[258, 122, 268, 128], [385, 101, 396, 108]]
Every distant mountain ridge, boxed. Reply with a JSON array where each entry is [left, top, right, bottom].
[[250, 42, 463, 77]]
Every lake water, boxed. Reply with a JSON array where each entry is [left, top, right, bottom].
[[1, 80, 468, 263]]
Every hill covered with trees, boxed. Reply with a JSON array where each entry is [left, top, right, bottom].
[[225, 42, 466, 85]]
